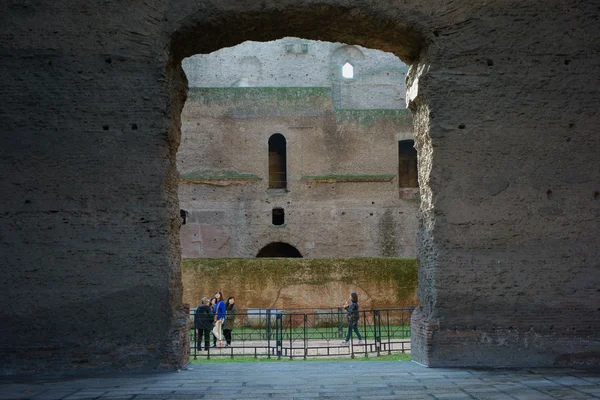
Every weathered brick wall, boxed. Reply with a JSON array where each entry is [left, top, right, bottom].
[[1, 0, 598, 374], [183, 38, 408, 111], [178, 87, 418, 258]]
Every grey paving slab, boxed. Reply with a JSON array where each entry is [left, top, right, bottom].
[[0, 362, 598, 400]]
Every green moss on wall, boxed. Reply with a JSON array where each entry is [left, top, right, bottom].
[[301, 174, 396, 182], [334, 109, 413, 127], [182, 258, 417, 307], [188, 87, 332, 105], [180, 169, 261, 181]]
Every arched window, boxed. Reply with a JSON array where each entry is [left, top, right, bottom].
[[268, 134, 287, 189], [256, 242, 302, 258], [398, 140, 418, 188], [342, 62, 354, 79]]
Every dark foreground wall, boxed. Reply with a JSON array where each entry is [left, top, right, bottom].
[[0, 0, 598, 374]]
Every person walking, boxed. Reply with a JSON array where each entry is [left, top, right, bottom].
[[342, 292, 363, 345], [194, 297, 213, 351], [212, 291, 226, 348], [223, 296, 237, 347]]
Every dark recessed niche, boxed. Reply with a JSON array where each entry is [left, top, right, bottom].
[[180, 209, 187, 225], [102, 125, 109, 130], [272, 207, 285, 225], [131, 123, 138, 130], [458, 124, 466, 129]]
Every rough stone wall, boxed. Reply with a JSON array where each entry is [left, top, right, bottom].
[[178, 87, 418, 258], [1, 0, 598, 374], [183, 38, 408, 110]]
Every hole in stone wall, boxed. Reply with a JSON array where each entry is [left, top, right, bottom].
[[398, 140, 418, 188], [102, 125, 109, 130], [342, 62, 354, 78], [272, 207, 285, 225], [256, 242, 302, 257], [546, 189, 553, 200], [172, 32, 424, 366], [268, 133, 287, 189], [594, 191, 599, 200]]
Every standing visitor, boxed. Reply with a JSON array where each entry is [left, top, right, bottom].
[[342, 292, 363, 345], [212, 291, 226, 348], [223, 296, 237, 347], [194, 297, 213, 351], [210, 297, 217, 348]]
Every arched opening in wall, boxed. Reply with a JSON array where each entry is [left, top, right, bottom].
[[256, 242, 303, 258], [268, 133, 287, 189], [342, 62, 354, 78], [398, 140, 418, 188], [168, 6, 429, 367]]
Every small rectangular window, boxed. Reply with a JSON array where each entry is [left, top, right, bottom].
[[272, 208, 285, 225], [301, 43, 308, 53], [285, 44, 294, 53]]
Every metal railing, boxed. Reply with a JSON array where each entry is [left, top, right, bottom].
[[189, 307, 415, 360]]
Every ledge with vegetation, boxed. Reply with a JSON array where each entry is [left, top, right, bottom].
[[300, 174, 396, 183], [180, 169, 262, 185]]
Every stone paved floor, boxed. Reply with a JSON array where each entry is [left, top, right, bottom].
[[1, 362, 599, 400]]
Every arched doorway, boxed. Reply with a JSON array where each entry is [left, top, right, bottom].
[[256, 242, 303, 258], [166, 6, 429, 370]]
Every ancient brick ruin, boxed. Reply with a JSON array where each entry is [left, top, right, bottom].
[[1, 0, 598, 374], [178, 39, 418, 259]]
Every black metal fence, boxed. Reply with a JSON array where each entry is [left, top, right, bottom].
[[189, 307, 415, 360]]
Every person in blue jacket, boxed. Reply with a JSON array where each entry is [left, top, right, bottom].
[[342, 292, 363, 345], [212, 291, 226, 348]]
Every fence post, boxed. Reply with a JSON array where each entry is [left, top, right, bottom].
[[337, 307, 344, 338], [386, 309, 392, 355], [303, 313, 308, 360], [192, 327, 197, 360], [276, 312, 283, 359], [266, 309, 272, 341], [374, 309, 381, 357]]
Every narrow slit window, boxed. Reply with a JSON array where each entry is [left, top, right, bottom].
[[272, 208, 285, 225], [180, 209, 188, 225], [268, 133, 287, 189], [398, 140, 418, 188], [342, 62, 354, 79]]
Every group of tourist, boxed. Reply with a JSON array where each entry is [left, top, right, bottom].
[[194, 291, 237, 349], [193, 290, 363, 349]]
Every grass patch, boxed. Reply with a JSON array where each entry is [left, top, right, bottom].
[[189, 353, 410, 364]]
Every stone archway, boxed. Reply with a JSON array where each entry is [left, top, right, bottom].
[[165, 2, 433, 370], [3, 0, 597, 375]]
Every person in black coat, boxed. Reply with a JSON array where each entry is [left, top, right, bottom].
[[194, 297, 213, 351]]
